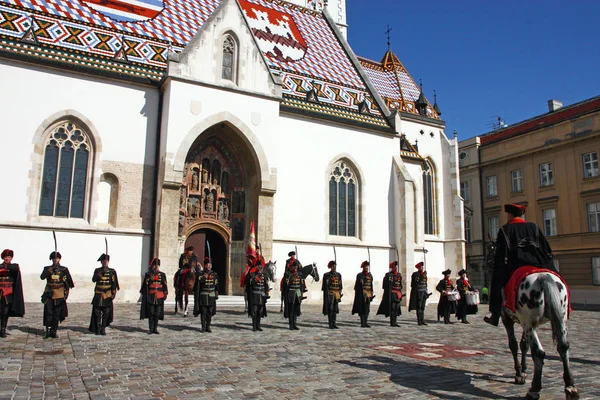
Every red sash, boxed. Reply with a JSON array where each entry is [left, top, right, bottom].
[[149, 283, 165, 299]]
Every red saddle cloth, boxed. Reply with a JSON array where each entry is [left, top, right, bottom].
[[504, 266, 570, 315]]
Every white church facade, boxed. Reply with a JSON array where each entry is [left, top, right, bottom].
[[0, 0, 465, 305]]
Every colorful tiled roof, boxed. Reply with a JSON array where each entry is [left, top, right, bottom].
[[0, 0, 390, 128], [358, 50, 440, 120], [480, 96, 600, 145]]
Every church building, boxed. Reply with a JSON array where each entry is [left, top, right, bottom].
[[0, 0, 465, 304]]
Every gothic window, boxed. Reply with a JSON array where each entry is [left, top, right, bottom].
[[423, 161, 436, 235], [211, 159, 221, 185], [222, 34, 237, 83], [329, 160, 358, 237], [221, 171, 229, 194], [39, 121, 92, 219]]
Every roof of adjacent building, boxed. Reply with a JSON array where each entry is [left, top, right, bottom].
[[358, 50, 440, 120], [0, 0, 394, 128], [480, 95, 600, 145]]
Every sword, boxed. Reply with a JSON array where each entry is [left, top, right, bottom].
[[367, 246, 371, 264], [52, 231, 58, 266], [206, 240, 212, 264], [333, 245, 337, 263], [395, 247, 399, 264], [295, 245, 298, 261], [105, 237, 108, 255]]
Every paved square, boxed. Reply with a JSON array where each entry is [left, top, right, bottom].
[[1, 303, 599, 399]]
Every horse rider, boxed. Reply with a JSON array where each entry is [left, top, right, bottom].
[[40, 251, 75, 339], [322, 260, 342, 329], [484, 203, 556, 326], [89, 253, 119, 335], [140, 258, 168, 334], [175, 246, 194, 313], [246, 258, 270, 332], [0, 249, 24, 338], [352, 261, 374, 328], [456, 269, 476, 324], [408, 261, 429, 326], [194, 258, 219, 333], [283, 260, 306, 330], [435, 269, 456, 324], [377, 261, 403, 327], [281, 251, 301, 306]]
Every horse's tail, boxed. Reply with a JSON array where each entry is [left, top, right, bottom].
[[540, 274, 565, 344]]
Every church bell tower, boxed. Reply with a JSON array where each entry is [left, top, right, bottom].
[[287, 0, 348, 39]]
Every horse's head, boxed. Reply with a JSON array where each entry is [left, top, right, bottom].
[[310, 262, 320, 282], [263, 260, 277, 282]]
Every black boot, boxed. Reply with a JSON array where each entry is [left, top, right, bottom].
[[462, 317, 469, 324], [252, 315, 257, 332], [153, 318, 159, 334], [293, 316, 300, 330], [51, 322, 58, 338], [333, 314, 339, 329], [148, 318, 153, 334], [256, 317, 263, 332], [44, 327, 52, 339], [0, 317, 7, 338], [201, 316, 206, 333], [328, 314, 334, 329], [206, 316, 212, 333], [364, 315, 371, 328]]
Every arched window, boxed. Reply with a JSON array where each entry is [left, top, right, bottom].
[[97, 173, 119, 226], [423, 160, 436, 235], [39, 121, 92, 218], [329, 160, 358, 237], [222, 34, 237, 82]]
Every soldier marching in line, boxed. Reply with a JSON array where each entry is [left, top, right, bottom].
[[194, 257, 218, 333], [283, 260, 306, 330], [140, 258, 168, 334], [40, 251, 75, 339], [175, 246, 194, 314], [0, 249, 25, 338], [456, 269, 476, 324], [377, 261, 403, 327], [245, 258, 270, 332], [322, 260, 342, 329], [408, 261, 429, 326], [89, 253, 119, 335], [436, 269, 457, 324], [352, 261, 374, 328]]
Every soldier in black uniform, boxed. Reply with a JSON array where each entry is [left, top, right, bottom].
[[456, 269, 476, 324], [408, 261, 429, 326], [352, 261, 374, 328], [140, 258, 168, 334], [377, 261, 403, 327], [485, 203, 556, 326], [194, 259, 218, 333], [322, 260, 342, 329], [245, 258, 270, 332], [40, 252, 75, 339], [0, 249, 25, 338], [283, 260, 306, 330], [436, 269, 456, 324], [175, 246, 194, 313], [89, 254, 120, 335]]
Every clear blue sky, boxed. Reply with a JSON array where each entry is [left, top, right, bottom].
[[346, 0, 600, 141]]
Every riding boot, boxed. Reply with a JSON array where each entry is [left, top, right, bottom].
[[328, 314, 334, 329], [360, 315, 365, 327], [446, 311, 453, 324], [288, 317, 294, 330], [51, 321, 58, 338], [256, 317, 263, 332], [364, 315, 371, 328], [293, 315, 300, 330], [148, 318, 154, 334], [252, 315, 257, 332], [333, 313, 339, 329], [462, 317, 469, 324], [390, 313, 396, 327], [0, 316, 7, 338], [201, 316, 206, 333], [44, 326, 52, 339], [206, 315, 212, 333], [153, 318, 159, 334]]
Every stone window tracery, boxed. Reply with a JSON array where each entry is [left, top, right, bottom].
[[329, 160, 357, 237], [39, 121, 92, 219], [222, 34, 237, 82]]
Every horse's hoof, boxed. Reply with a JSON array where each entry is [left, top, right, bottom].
[[525, 390, 540, 400], [565, 386, 579, 400], [515, 375, 526, 385]]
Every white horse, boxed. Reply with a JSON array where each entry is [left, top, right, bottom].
[[501, 272, 578, 400]]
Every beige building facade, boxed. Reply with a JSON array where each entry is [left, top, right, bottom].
[[461, 96, 600, 307]]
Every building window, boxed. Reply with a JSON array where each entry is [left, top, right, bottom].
[[511, 169, 523, 192], [486, 175, 497, 197], [488, 216, 499, 240], [540, 163, 553, 186], [97, 173, 119, 226], [460, 181, 470, 201], [222, 34, 237, 82], [329, 160, 358, 237], [543, 208, 557, 236], [583, 152, 599, 178], [464, 217, 472, 243], [423, 161, 435, 235], [588, 202, 600, 232], [39, 121, 92, 218], [593, 257, 600, 285]]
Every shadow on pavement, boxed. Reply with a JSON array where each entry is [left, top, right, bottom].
[[109, 325, 149, 334], [338, 355, 522, 400], [546, 354, 600, 367], [14, 326, 45, 336]]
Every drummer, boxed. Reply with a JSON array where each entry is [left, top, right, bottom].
[[456, 269, 477, 324], [435, 269, 456, 324]]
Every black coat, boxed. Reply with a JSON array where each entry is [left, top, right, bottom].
[[89, 267, 119, 332], [322, 271, 342, 315], [283, 272, 305, 318], [40, 264, 75, 323], [245, 271, 269, 318], [139, 271, 168, 320], [436, 278, 457, 318], [193, 271, 218, 316], [0, 263, 25, 317], [377, 272, 403, 317], [352, 272, 374, 315], [408, 271, 428, 311], [455, 278, 478, 319]]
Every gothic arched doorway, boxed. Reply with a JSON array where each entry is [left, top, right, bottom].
[[178, 122, 262, 295], [185, 227, 228, 295]]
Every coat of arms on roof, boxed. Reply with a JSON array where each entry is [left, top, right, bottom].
[[82, 0, 165, 23], [240, 0, 307, 62]]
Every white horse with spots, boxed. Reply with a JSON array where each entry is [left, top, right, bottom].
[[501, 270, 578, 400]]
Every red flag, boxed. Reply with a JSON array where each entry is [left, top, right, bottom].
[[247, 220, 257, 261]]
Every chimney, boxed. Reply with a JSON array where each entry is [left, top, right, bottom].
[[548, 99, 563, 112]]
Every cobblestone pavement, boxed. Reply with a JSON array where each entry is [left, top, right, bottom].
[[1, 302, 599, 400]]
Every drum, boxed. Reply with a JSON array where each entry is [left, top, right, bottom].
[[446, 291, 460, 301], [466, 291, 480, 306]]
